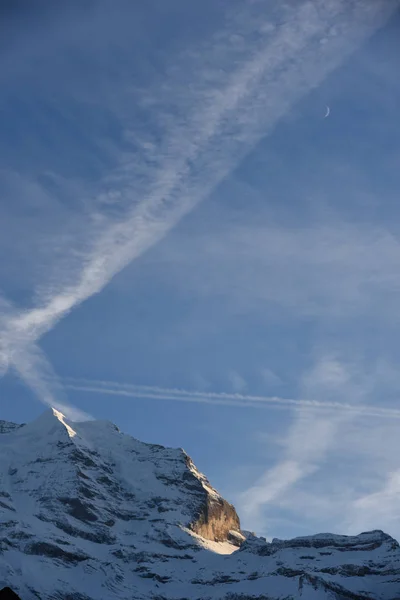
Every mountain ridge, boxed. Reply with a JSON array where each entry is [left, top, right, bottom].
[[1, 409, 400, 599]]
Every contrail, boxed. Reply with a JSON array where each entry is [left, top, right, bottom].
[[0, 295, 91, 421], [1, 0, 399, 414], [61, 377, 400, 420], [8, 0, 398, 344]]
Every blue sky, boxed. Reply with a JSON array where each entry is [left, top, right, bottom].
[[1, 0, 400, 541]]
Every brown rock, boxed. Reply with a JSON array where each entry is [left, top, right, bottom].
[[190, 494, 241, 543]]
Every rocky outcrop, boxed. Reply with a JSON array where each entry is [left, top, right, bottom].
[[0, 588, 22, 600], [182, 454, 242, 544], [190, 494, 241, 543]]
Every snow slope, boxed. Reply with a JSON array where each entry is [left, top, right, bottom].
[[0, 409, 399, 600]]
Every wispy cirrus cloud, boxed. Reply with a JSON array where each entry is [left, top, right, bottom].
[[0, 0, 398, 416], [238, 355, 400, 539], [348, 471, 400, 535], [157, 222, 400, 320], [239, 409, 348, 528], [227, 371, 247, 393]]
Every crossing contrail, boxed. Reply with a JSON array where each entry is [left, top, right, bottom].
[[1, 0, 399, 416]]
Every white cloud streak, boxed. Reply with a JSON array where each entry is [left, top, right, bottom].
[[238, 357, 371, 530], [1, 0, 398, 413], [227, 371, 247, 393], [58, 376, 400, 420], [237, 355, 400, 541], [11, 345, 93, 422], [239, 410, 344, 524], [0, 295, 91, 421], [348, 470, 400, 535]]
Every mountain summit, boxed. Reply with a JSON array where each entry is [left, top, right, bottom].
[[0, 409, 399, 599]]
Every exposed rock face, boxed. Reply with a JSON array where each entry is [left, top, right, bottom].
[[184, 455, 241, 543], [0, 409, 400, 600], [191, 494, 241, 542], [0, 588, 22, 600]]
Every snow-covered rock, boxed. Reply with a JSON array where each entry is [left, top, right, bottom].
[[0, 422, 23, 435], [0, 409, 399, 600]]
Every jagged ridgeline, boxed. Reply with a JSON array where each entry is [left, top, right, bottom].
[[1, 410, 400, 599]]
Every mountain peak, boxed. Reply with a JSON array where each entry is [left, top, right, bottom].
[[1, 410, 400, 600], [15, 407, 79, 444], [18, 409, 121, 450]]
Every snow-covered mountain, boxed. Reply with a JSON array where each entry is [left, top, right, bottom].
[[1, 409, 400, 600]]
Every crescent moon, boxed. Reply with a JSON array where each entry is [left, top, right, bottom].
[[324, 105, 330, 118]]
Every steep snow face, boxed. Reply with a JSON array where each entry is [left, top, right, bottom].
[[0, 409, 400, 600], [0, 409, 240, 543]]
